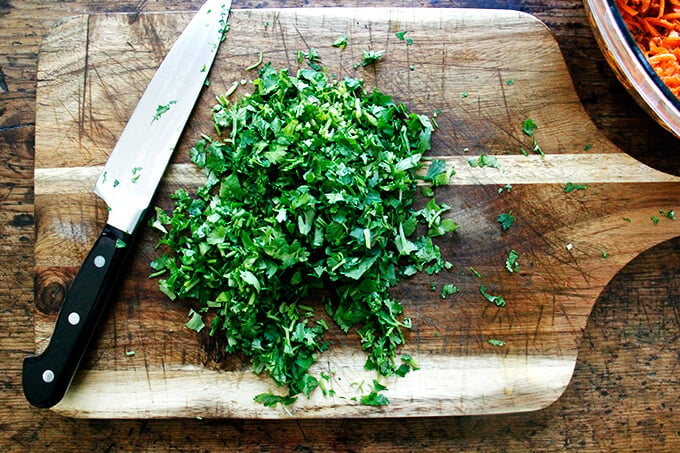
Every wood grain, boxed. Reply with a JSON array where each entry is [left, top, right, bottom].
[[31, 7, 680, 418]]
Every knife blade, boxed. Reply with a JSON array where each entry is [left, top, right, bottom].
[[22, 0, 232, 409]]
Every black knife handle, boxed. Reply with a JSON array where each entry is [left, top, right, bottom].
[[22, 224, 133, 408]]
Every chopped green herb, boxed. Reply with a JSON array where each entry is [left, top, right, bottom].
[[497, 211, 515, 230], [184, 309, 205, 333], [125, 350, 136, 356], [532, 141, 544, 157], [151, 64, 450, 407], [409, 64, 415, 71], [505, 249, 520, 273], [395, 31, 407, 41], [332, 33, 348, 49], [152, 100, 177, 124], [131, 166, 143, 183], [245, 51, 264, 71], [115, 238, 127, 249], [521, 118, 544, 157], [461, 91, 468, 98], [522, 118, 538, 137], [360, 391, 389, 406], [253, 392, 297, 408], [564, 182, 587, 193], [498, 184, 513, 194], [623, 217, 632, 223], [406, 38, 413, 46], [360, 380, 390, 406], [400, 354, 419, 371], [488, 339, 505, 347], [441, 284, 459, 299], [298, 48, 323, 70], [480, 285, 506, 307], [506, 79, 514, 85], [651, 216, 660, 225], [113, 179, 120, 188], [468, 154, 499, 168], [469, 267, 482, 279], [424, 159, 455, 186], [660, 209, 676, 220], [263, 21, 270, 29], [357, 49, 384, 67], [601, 249, 609, 258], [583, 144, 592, 151]]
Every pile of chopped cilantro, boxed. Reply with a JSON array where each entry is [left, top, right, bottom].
[[150, 64, 456, 406]]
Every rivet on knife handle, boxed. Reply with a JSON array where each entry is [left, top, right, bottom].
[[23, 226, 133, 408]]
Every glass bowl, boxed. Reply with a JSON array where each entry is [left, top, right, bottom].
[[584, 0, 680, 138]]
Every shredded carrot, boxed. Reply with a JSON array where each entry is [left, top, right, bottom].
[[617, 0, 680, 97]]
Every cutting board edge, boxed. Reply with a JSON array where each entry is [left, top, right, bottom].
[[48, 354, 578, 419]]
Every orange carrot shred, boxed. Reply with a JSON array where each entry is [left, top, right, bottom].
[[616, 0, 680, 96]]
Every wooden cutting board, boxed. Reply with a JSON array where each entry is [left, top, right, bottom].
[[33, 7, 679, 418]]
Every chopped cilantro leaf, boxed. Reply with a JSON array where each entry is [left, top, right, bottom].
[[505, 249, 520, 273], [564, 182, 587, 193], [480, 285, 506, 307], [152, 100, 177, 123], [184, 309, 205, 333], [441, 284, 459, 299], [521, 118, 544, 157], [488, 339, 505, 347], [498, 184, 513, 193], [395, 31, 407, 40], [358, 49, 384, 67], [522, 118, 538, 137], [360, 392, 390, 406], [468, 154, 499, 168], [360, 380, 390, 406], [660, 209, 676, 220], [253, 392, 298, 408], [497, 211, 515, 230], [332, 33, 348, 49]]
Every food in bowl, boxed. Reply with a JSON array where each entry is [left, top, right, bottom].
[[615, 0, 680, 98], [585, 0, 680, 137]]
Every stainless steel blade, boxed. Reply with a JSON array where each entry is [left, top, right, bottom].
[[94, 0, 232, 234]]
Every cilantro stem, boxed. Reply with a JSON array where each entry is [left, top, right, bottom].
[[245, 51, 264, 71]]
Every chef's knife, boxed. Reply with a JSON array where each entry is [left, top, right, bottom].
[[22, 0, 232, 409]]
